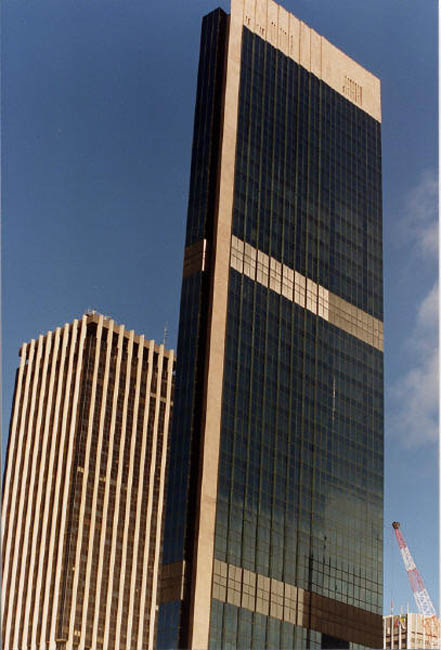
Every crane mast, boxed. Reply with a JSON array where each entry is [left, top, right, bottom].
[[392, 521, 437, 617], [392, 521, 439, 647]]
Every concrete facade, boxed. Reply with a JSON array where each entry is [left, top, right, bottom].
[[383, 613, 440, 649], [2, 312, 174, 650]]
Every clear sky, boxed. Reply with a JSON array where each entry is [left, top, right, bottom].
[[2, 0, 438, 618]]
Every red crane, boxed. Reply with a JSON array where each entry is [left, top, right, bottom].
[[392, 521, 439, 646]]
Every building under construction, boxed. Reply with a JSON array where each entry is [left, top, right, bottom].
[[387, 522, 439, 649], [383, 613, 440, 649]]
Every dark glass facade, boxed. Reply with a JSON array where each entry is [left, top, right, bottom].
[[159, 9, 229, 649], [231, 30, 383, 320], [159, 6, 383, 650]]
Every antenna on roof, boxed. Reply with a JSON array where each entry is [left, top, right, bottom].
[[163, 322, 168, 347]]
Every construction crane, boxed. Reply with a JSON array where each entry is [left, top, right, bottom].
[[392, 521, 439, 648]]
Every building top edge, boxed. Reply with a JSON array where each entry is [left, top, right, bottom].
[[230, 0, 382, 122], [18, 312, 175, 358]]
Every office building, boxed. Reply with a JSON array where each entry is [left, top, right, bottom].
[[2, 312, 175, 650], [159, 0, 383, 648], [383, 613, 440, 649]]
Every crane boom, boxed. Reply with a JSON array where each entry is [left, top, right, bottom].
[[392, 521, 439, 648], [392, 521, 437, 618]]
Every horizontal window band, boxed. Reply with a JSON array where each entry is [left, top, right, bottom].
[[212, 559, 382, 647], [231, 235, 383, 352]]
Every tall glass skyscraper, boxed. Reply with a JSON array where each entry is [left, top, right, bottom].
[[159, 1, 383, 648]]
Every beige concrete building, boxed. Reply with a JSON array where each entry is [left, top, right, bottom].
[[2, 312, 175, 650], [383, 613, 440, 649]]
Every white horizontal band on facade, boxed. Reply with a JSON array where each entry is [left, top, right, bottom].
[[230, 235, 383, 351]]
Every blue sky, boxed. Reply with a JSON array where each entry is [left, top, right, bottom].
[[2, 0, 438, 617]]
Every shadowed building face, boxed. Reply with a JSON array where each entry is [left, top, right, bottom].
[[159, 1, 383, 648]]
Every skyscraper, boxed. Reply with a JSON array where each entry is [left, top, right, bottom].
[[2, 312, 175, 650], [159, 1, 383, 648]]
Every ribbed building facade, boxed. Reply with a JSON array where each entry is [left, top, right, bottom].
[[159, 0, 384, 648], [2, 312, 175, 650]]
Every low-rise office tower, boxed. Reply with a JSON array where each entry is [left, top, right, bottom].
[[383, 613, 440, 649], [2, 312, 175, 650]]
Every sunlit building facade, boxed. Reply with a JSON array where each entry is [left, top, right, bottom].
[[158, 0, 384, 647], [2, 312, 175, 650], [383, 613, 440, 649]]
